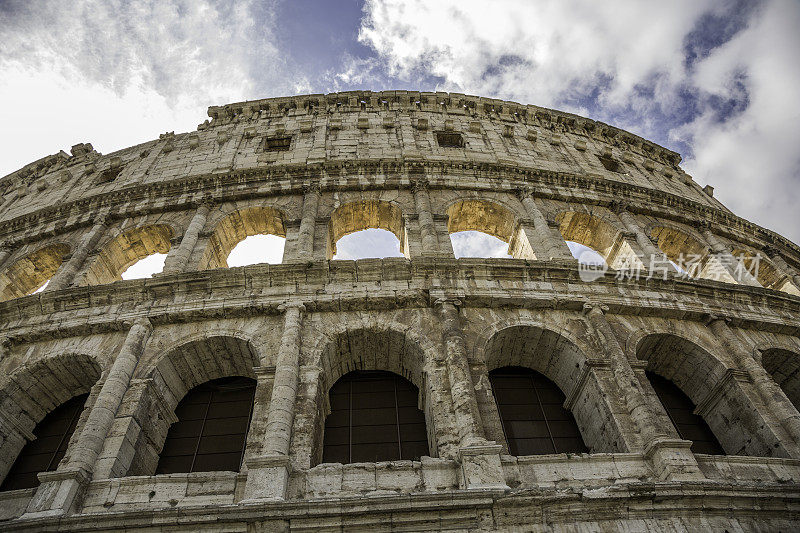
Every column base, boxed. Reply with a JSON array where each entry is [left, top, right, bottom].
[[458, 443, 509, 490], [22, 467, 91, 519], [241, 454, 292, 501], [643, 438, 705, 481]]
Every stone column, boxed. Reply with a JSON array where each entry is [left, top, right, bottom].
[[433, 297, 506, 490], [516, 189, 573, 260], [613, 202, 677, 277], [583, 303, 703, 480], [289, 184, 320, 262], [162, 201, 211, 274], [24, 318, 152, 518], [763, 246, 800, 292], [707, 316, 800, 453], [243, 302, 305, 500], [412, 179, 440, 255], [699, 225, 761, 287], [0, 242, 12, 271], [47, 218, 108, 291]]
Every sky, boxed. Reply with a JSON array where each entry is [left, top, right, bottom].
[[1, 0, 798, 275]]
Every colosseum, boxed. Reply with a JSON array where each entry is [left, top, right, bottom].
[[0, 90, 798, 531]]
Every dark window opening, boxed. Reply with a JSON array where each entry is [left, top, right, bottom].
[[97, 166, 122, 183], [490, 367, 587, 456], [156, 376, 256, 474], [322, 370, 429, 464], [436, 132, 464, 148], [264, 136, 292, 152], [1, 393, 88, 491], [646, 371, 725, 455], [597, 155, 622, 173]]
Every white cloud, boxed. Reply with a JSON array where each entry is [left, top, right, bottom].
[[0, 0, 301, 178], [227, 234, 285, 267], [332, 229, 404, 260], [358, 0, 800, 243], [450, 231, 511, 259]]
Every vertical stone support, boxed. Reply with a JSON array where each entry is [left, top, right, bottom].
[[707, 317, 800, 455], [47, 218, 107, 291], [412, 179, 440, 256], [286, 184, 320, 262], [24, 318, 152, 518], [764, 246, 800, 292], [613, 203, 677, 276], [700, 226, 761, 287], [242, 367, 275, 467], [0, 242, 12, 271], [0, 405, 35, 482], [516, 189, 573, 260], [433, 298, 507, 490], [583, 304, 703, 480], [162, 202, 211, 274], [244, 302, 305, 501]]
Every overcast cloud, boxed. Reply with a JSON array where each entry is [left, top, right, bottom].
[[1, 0, 797, 256]]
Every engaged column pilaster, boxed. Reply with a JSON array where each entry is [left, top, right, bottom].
[[162, 200, 212, 274], [47, 217, 108, 291]]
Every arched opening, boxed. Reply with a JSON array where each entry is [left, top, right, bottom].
[[557, 211, 639, 270], [84, 224, 173, 285], [0, 394, 89, 491], [0, 353, 102, 488], [200, 206, 287, 269], [762, 348, 800, 410], [155, 376, 256, 474], [313, 328, 438, 465], [650, 226, 736, 283], [0, 243, 69, 301], [447, 200, 526, 259], [490, 366, 587, 456], [322, 370, 428, 464], [731, 249, 800, 295], [328, 200, 407, 260], [483, 325, 625, 452], [636, 333, 781, 457], [645, 371, 724, 454], [126, 336, 261, 477]]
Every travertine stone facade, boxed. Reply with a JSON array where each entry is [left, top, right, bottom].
[[0, 90, 799, 531]]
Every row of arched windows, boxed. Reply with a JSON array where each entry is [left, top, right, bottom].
[[3, 198, 796, 301], [1, 365, 726, 492]]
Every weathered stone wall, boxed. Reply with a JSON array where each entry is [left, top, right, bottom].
[[0, 91, 799, 531]]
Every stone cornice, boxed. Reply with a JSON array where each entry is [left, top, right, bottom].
[[1, 159, 797, 264], [0, 259, 797, 345]]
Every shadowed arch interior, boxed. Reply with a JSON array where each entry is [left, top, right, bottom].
[[730, 249, 800, 295], [0, 353, 101, 487], [650, 226, 736, 283], [0, 243, 69, 301], [557, 211, 640, 269], [84, 224, 173, 285], [482, 325, 622, 452], [200, 206, 287, 269], [762, 348, 800, 409], [327, 200, 406, 259], [322, 370, 429, 464]]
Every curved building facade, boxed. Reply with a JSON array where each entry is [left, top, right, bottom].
[[0, 91, 799, 531]]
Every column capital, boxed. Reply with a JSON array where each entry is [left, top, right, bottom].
[[696, 220, 713, 234], [514, 186, 534, 202], [411, 177, 430, 193], [433, 296, 462, 310], [302, 181, 321, 195], [703, 313, 729, 327], [278, 300, 306, 313], [582, 302, 609, 316], [191, 196, 216, 210], [762, 245, 781, 259], [609, 200, 631, 214], [123, 316, 153, 331]]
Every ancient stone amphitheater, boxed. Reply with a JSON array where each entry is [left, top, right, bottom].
[[0, 91, 799, 531]]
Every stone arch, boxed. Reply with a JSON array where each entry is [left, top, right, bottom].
[[730, 247, 800, 295], [649, 225, 736, 282], [481, 323, 626, 453], [0, 353, 102, 484], [446, 198, 534, 259], [761, 348, 800, 410], [311, 326, 447, 464], [327, 200, 407, 259], [122, 335, 262, 477], [83, 224, 174, 285], [635, 333, 783, 457], [0, 242, 70, 301], [556, 210, 637, 269], [199, 206, 287, 269]]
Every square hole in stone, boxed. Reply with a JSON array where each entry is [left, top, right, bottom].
[[436, 132, 464, 148], [597, 155, 622, 173], [96, 166, 122, 184], [264, 136, 292, 152]]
